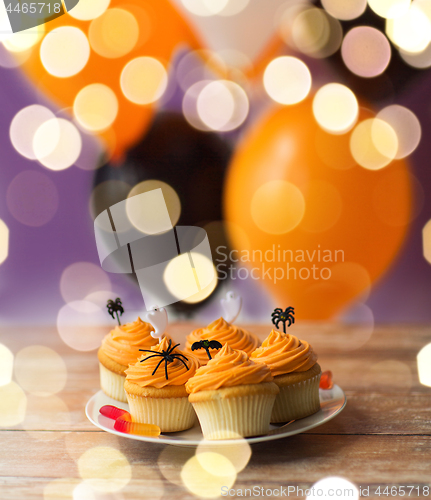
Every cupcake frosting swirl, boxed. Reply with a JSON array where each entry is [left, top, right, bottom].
[[125, 337, 199, 389], [100, 317, 158, 366], [250, 329, 317, 377], [185, 317, 259, 364], [186, 343, 273, 393]]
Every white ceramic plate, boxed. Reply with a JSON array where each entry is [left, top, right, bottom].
[[85, 385, 346, 446]]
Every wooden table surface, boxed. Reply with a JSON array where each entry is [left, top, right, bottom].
[[1, 323, 430, 500]]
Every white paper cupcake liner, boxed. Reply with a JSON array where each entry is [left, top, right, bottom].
[[99, 363, 127, 403], [191, 393, 277, 440], [271, 374, 321, 423], [126, 393, 196, 433]]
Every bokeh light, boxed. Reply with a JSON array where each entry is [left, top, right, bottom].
[[0, 219, 9, 265], [158, 446, 195, 486], [219, 0, 250, 16], [43, 479, 80, 500], [40, 26, 90, 78], [22, 394, 71, 441], [33, 118, 82, 171], [350, 118, 398, 170], [368, 0, 411, 19], [67, 0, 110, 21], [78, 446, 132, 492], [307, 477, 359, 500], [313, 83, 359, 134], [196, 80, 249, 131], [10, 104, 55, 160], [176, 51, 219, 93], [338, 302, 375, 350], [263, 56, 312, 105], [120, 57, 168, 105], [341, 27, 391, 77], [301, 180, 343, 233], [422, 219, 431, 264], [0, 344, 13, 386], [164, 252, 217, 303], [321, 0, 367, 20], [0, 44, 32, 68], [57, 301, 107, 351], [128, 180, 181, 227], [181, 452, 236, 498], [89, 8, 139, 59], [400, 42, 431, 68], [291, 7, 343, 58], [14, 346, 67, 396], [182, 80, 212, 131], [73, 482, 98, 500], [0, 381, 27, 427], [386, 4, 431, 53], [376, 105, 421, 159], [181, 0, 229, 16], [74, 84, 119, 132], [251, 180, 305, 235], [60, 262, 111, 304], [3, 25, 45, 52], [417, 343, 431, 386], [197, 434, 251, 472], [6, 170, 59, 227]]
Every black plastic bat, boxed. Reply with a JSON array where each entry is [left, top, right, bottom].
[[191, 339, 223, 360]]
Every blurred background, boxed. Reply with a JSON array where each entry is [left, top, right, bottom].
[[1, 0, 431, 327]]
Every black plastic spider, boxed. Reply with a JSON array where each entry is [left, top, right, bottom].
[[271, 307, 295, 333], [191, 339, 223, 360], [139, 339, 189, 380]]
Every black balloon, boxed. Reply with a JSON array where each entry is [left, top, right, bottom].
[[92, 111, 233, 315]]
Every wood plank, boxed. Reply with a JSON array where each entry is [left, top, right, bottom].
[[0, 434, 430, 499]]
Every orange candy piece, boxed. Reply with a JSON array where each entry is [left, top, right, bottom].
[[319, 370, 334, 390], [114, 412, 161, 437]]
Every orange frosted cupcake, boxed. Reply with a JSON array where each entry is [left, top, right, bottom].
[[185, 318, 259, 365], [186, 344, 279, 439], [251, 329, 321, 423], [124, 337, 199, 432], [98, 318, 158, 403]]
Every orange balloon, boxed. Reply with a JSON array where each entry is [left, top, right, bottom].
[[224, 99, 412, 319], [19, 0, 203, 159]]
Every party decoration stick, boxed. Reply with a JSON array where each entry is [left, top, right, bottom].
[[271, 307, 295, 333], [139, 339, 189, 380], [106, 298, 124, 326], [220, 291, 242, 323], [191, 340, 223, 360], [145, 306, 168, 343]]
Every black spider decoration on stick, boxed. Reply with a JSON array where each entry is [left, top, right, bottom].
[[191, 339, 223, 360], [139, 339, 189, 380], [271, 307, 295, 333], [107, 298, 124, 326]]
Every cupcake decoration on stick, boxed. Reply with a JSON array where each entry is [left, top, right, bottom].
[[106, 298, 124, 326], [271, 307, 295, 333], [220, 291, 242, 323], [139, 338, 189, 380], [191, 339, 222, 360], [145, 306, 168, 343]]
